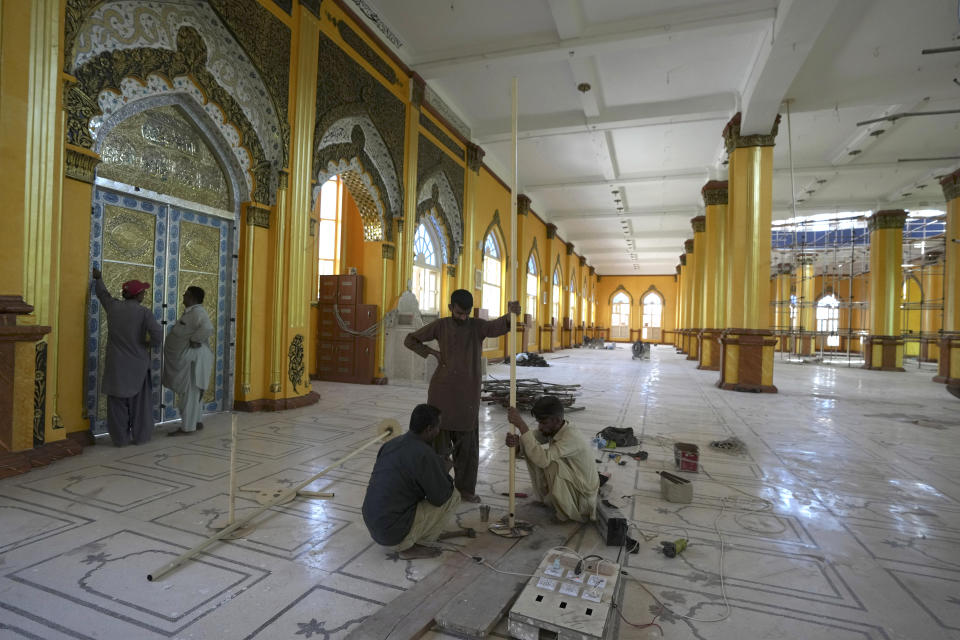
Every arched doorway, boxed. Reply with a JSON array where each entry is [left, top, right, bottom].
[[413, 222, 442, 315], [817, 294, 840, 348], [86, 101, 244, 432], [526, 250, 539, 350], [481, 231, 503, 315], [552, 265, 562, 325], [610, 290, 632, 340], [641, 290, 664, 341]]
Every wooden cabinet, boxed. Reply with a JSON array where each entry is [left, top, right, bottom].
[[315, 274, 376, 384]]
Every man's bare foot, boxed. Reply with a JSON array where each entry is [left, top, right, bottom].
[[460, 491, 482, 503], [398, 544, 442, 559]]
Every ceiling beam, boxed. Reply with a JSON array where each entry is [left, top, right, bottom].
[[413, 2, 776, 79], [739, 0, 840, 135], [474, 93, 735, 143], [523, 161, 948, 192]]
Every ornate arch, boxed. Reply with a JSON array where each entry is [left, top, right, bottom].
[[527, 238, 541, 274], [553, 255, 563, 283], [91, 80, 249, 211], [609, 284, 633, 304], [640, 285, 664, 305], [417, 169, 462, 263], [314, 115, 403, 242], [67, 24, 277, 204], [481, 210, 507, 264]]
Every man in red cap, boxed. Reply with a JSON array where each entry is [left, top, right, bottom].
[[92, 267, 163, 446]]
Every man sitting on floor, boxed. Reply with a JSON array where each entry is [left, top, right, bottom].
[[362, 404, 461, 559], [506, 395, 599, 522]]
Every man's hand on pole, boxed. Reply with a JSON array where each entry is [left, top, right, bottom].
[[507, 300, 521, 316]]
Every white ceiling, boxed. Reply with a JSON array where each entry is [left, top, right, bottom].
[[357, 0, 960, 274]]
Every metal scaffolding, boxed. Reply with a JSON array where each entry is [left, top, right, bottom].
[[769, 212, 946, 368]]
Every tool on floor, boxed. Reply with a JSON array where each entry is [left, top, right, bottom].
[[674, 442, 700, 472], [501, 492, 528, 498], [658, 470, 693, 504], [210, 414, 257, 539], [438, 527, 477, 540], [660, 538, 688, 558], [595, 498, 628, 546], [146, 418, 401, 582]]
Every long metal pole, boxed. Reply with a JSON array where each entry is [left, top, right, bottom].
[[228, 413, 238, 525], [508, 76, 519, 529], [147, 426, 395, 582]]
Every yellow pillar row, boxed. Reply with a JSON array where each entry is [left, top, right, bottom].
[[718, 113, 778, 393], [935, 170, 960, 385], [698, 181, 727, 370], [863, 209, 907, 372]]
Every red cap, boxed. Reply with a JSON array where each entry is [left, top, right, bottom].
[[122, 280, 150, 297]]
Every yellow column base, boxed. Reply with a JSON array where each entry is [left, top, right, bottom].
[[697, 329, 721, 371], [862, 335, 905, 372], [919, 338, 940, 363], [686, 329, 700, 361], [718, 330, 778, 393], [933, 333, 960, 384]]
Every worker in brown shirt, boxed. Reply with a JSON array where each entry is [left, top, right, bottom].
[[405, 289, 520, 503]]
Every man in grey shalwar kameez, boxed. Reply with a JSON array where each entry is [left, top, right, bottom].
[[404, 289, 520, 503], [92, 268, 163, 446], [163, 286, 214, 436]]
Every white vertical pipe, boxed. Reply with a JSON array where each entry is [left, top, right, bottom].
[[508, 76, 519, 529]]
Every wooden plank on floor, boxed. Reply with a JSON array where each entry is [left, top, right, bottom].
[[433, 520, 575, 639], [345, 531, 519, 640]]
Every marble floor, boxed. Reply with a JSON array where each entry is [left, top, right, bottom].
[[1, 347, 958, 640]]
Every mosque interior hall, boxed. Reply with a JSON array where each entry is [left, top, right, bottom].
[[1, 0, 959, 638]]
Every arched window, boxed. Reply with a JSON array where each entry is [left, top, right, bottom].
[[581, 276, 588, 324], [610, 291, 631, 340], [817, 294, 840, 347], [551, 266, 562, 325], [317, 175, 342, 280], [412, 223, 440, 313], [526, 254, 538, 323], [641, 291, 663, 341], [481, 232, 502, 314], [568, 277, 577, 324]]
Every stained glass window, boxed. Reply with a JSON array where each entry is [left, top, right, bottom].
[[413, 223, 441, 313]]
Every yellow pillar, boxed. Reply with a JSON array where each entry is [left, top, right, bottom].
[[794, 255, 815, 356], [718, 113, 778, 393], [460, 143, 484, 293], [683, 239, 696, 356], [863, 209, 907, 371], [919, 253, 943, 362], [935, 170, 960, 386], [673, 264, 682, 348], [688, 218, 706, 361], [698, 182, 726, 370], [773, 264, 794, 353], [398, 76, 424, 296], [679, 250, 693, 353]]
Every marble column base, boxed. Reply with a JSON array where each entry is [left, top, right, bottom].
[[862, 335, 905, 372], [933, 332, 960, 385], [793, 334, 814, 357], [718, 329, 778, 393], [918, 338, 939, 363], [697, 329, 721, 370], [686, 329, 701, 361]]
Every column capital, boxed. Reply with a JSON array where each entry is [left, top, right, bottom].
[[940, 168, 960, 201], [868, 209, 908, 232], [776, 262, 795, 275], [701, 180, 729, 206], [588, 266, 595, 276], [277, 169, 289, 191], [65, 144, 101, 184], [723, 112, 780, 153], [411, 73, 426, 109], [382, 244, 396, 260], [923, 250, 943, 265], [691, 215, 706, 233], [466, 142, 485, 174], [676, 264, 681, 274], [679, 254, 687, 266], [578, 256, 586, 266], [517, 193, 531, 216], [546, 223, 557, 239], [244, 202, 272, 229], [684, 239, 694, 254], [566, 242, 575, 255], [797, 253, 816, 266]]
